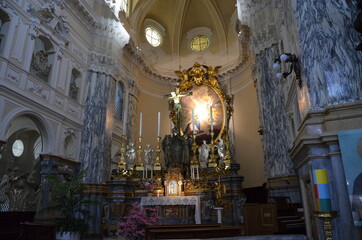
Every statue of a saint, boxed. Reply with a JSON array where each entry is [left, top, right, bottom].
[[198, 140, 210, 168], [216, 138, 225, 164], [125, 143, 136, 170]]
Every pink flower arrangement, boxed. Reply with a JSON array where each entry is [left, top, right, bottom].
[[117, 203, 160, 240]]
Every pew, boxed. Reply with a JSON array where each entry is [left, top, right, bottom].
[[244, 197, 305, 235], [145, 224, 243, 240]]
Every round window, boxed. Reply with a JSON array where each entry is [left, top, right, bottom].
[[190, 35, 210, 52], [12, 139, 24, 157], [145, 27, 162, 47]]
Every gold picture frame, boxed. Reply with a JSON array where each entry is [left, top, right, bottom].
[[173, 62, 232, 144]]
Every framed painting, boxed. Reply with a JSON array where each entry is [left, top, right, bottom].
[[338, 129, 362, 227], [180, 84, 225, 144], [169, 62, 232, 146]]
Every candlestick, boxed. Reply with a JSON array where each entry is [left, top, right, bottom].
[[135, 137, 144, 171], [154, 136, 162, 171], [157, 112, 161, 137], [117, 135, 127, 171], [192, 109, 195, 134], [313, 211, 338, 240], [139, 112, 143, 137], [208, 132, 217, 167], [210, 105, 213, 132]]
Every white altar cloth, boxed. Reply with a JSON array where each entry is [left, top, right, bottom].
[[140, 196, 201, 224]]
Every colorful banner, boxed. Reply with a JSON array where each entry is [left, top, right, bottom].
[[312, 169, 332, 211]]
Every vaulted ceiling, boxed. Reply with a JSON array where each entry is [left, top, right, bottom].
[[127, 0, 243, 77]]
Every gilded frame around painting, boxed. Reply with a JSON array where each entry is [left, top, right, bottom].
[[172, 62, 232, 144]]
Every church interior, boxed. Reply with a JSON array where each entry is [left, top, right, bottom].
[[0, 0, 362, 240]]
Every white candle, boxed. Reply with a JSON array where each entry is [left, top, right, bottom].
[[210, 106, 213, 132], [192, 109, 195, 134], [224, 100, 228, 128], [122, 108, 127, 135], [157, 112, 161, 137], [139, 112, 143, 137]]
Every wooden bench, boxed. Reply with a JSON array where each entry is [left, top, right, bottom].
[[145, 224, 243, 240]]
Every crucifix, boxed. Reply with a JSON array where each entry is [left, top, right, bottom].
[[164, 88, 192, 133]]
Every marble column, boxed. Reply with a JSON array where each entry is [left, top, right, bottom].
[[79, 71, 112, 183], [294, 0, 362, 110]]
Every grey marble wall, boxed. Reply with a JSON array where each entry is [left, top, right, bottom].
[[295, 0, 362, 110], [257, 45, 295, 179], [80, 71, 112, 183]]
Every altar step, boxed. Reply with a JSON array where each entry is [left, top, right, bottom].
[[165, 235, 308, 240], [145, 224, 244, 240]]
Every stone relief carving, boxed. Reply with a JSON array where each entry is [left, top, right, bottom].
[[6, 69, 20, 84], [27, 82, 47, 99], [0, 0, 7, 8], [27, 0, 70, 43], [31, 50, 52, 78], [28, 23, 39, 40], [0, 167, 42, 212]]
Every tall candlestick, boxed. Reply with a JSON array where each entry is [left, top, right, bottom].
[[210, 106, 213, 132], [157, 112, 161, 137], [139, 112, 143, 137], [192, 109, 195, 134]]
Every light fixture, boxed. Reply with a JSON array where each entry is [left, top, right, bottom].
[[273, 53, 301, 88], [257, 126, 264, 135]]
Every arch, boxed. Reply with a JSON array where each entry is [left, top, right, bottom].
[[0, 109, 55, 154]]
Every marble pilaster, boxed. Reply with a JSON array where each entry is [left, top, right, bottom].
[[257, 45, 295, 179], [79, 71, 111, 183]]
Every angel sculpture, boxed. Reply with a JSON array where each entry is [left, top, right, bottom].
[[216, 138, 225, 165], [198, 140, 210, 168], [125, 143, 136, 170]]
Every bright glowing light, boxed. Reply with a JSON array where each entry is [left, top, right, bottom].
[[195, 104, 208, 121]]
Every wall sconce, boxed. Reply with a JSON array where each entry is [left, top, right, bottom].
[[257, 126, 264, 135], [273, 53, 301, 88]]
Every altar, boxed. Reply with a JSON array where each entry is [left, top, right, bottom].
[[140, 196, 201, 224], [104, 63, 245, 233]]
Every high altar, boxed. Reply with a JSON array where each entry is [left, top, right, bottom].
[[105, 63, 245, 231]]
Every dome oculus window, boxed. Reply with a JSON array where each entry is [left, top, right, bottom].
[[145, 27, 162, 47], [12, 139, 24, 157], [190, 35, 210, 52]]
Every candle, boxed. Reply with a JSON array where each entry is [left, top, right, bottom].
[[157, 112, 161, 137], [192, 109, 195, 134], [122, 106, 127, 135], [224, 100, 228, 128], [210, 106, 213, 132], [312, 169, 332, 211], [139, 112, 143, 137]]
